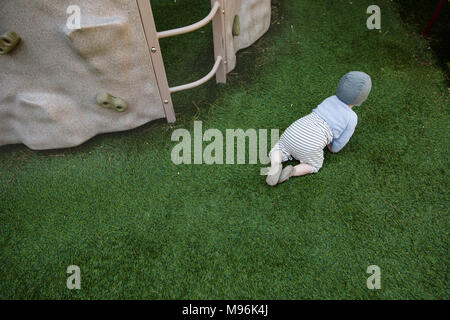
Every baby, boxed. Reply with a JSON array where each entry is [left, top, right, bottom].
[[266, 71, 372, 186]]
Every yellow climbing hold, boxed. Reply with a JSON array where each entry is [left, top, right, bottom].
[[96, 93, 128, 112], [0, 31, 21, 55]]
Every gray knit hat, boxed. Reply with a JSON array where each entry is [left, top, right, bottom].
[[336, 71, 372, 106]]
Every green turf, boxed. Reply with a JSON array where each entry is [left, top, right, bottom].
[[395, 0, 450, 86], [0, 0, 448, 299]]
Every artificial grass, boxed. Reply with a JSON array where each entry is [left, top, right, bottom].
[[0, 0, 448, 299], [394, 0, 450, 86]]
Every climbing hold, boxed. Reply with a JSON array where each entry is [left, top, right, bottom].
[[112, 97, 128, 112], [96, 93, 115, 108], [232, 15, 240, 36], [96, 93, 128, 112], [0, 31, 21, 55]]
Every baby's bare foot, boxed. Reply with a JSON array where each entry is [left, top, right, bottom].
[[278, 165, 294, 184], [265, 164, 282, 186]]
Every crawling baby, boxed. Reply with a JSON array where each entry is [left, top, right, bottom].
[[266, 71, 372, 186]]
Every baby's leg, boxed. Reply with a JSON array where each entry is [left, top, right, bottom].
[[291, 148, 323, 177], [270, 149, 282, 167], [278, 162, 313, 184], [292, 163, 314, 176], [265, 149, 283, 186]]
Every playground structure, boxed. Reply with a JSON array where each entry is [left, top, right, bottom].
[[0, 0, 271, 150]]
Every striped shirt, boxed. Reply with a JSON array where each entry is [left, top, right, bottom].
[[276, 112, 333, 173]]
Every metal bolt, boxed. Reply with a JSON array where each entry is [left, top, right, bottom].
[[164, 99, 169, 104], [151, 47, 157, 53]]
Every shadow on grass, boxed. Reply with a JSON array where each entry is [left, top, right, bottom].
[[393, 0, 450, 86]]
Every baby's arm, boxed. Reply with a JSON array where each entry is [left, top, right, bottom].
[[328, 114, 358, 153], [327, 144, 334, 153]]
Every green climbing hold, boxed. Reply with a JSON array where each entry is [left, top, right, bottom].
[[232, 15, 240, 36], [0, 31, 21, 55], [96, 93, 115, 108], [112, 97, 128, 112], [96, 93, 128, 112]]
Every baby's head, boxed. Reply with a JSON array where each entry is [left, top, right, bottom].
[[336, 71, 372, 106]]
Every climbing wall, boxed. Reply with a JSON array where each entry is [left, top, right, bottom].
[[0, 0, 165, 150], [0, 0, 272, 150], [224, 0, 272, 72]]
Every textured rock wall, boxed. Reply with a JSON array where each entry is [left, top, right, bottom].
[[0, 0, 165, 150], [0, 0, 271, 150], [224, 0, 271, 72]]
